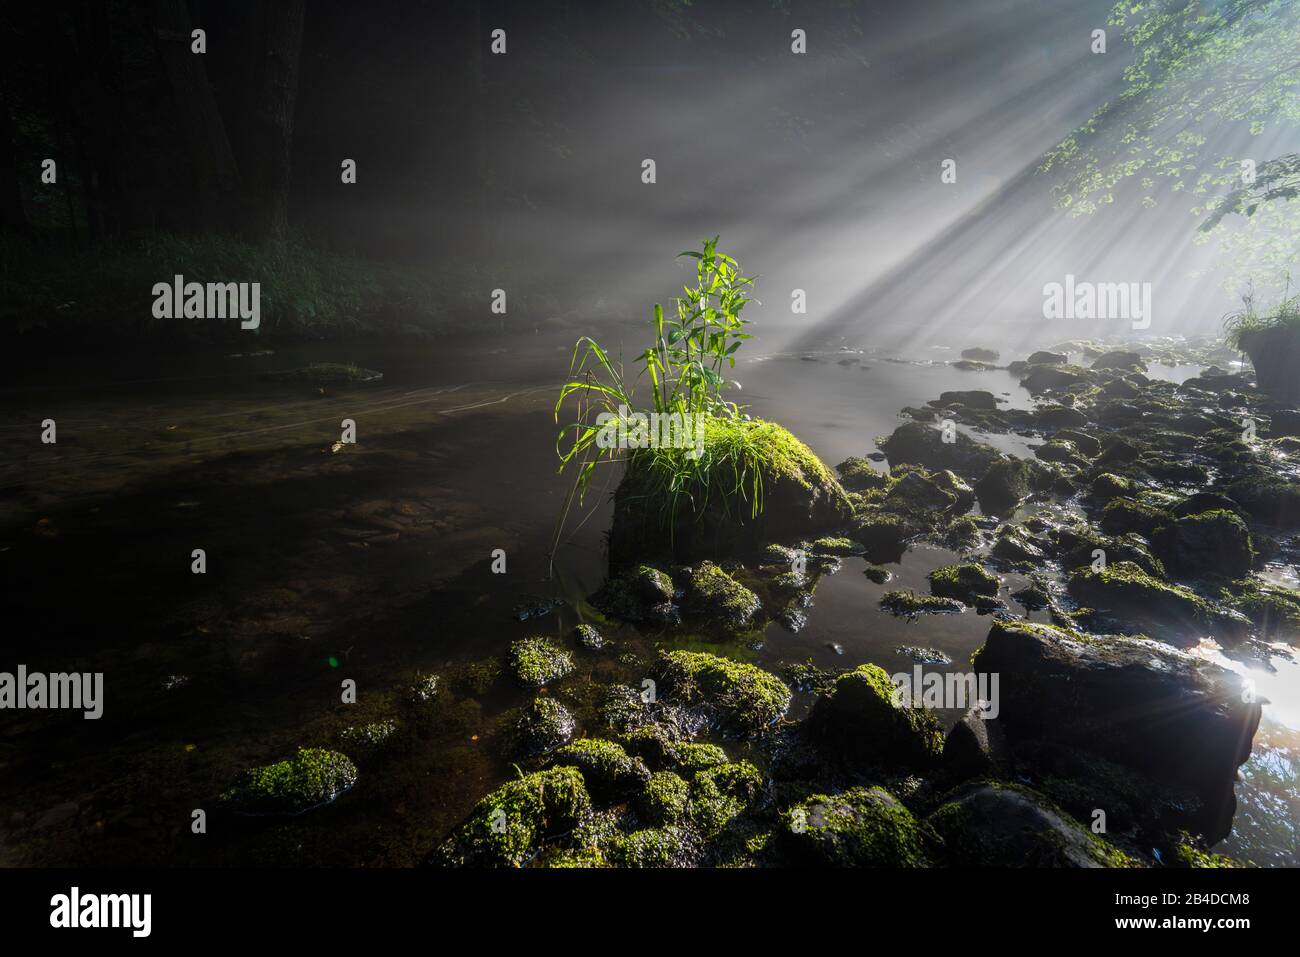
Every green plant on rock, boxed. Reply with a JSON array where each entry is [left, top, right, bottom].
[[552, 238, 757, 556]]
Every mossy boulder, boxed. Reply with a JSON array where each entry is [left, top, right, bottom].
[[219, 748, 358, 816], [338, 721, 403, 763], [928, 562, 999, 602], [607, 826, 697, 868], [686, 761, 765, 837], [877, 420, 1003, 478], [1052, 525, 1166, 578], [1152, 510, 1254, 579], [929, 781, 1135, 867], [508, 636, 575, 687], [1100, 498, 1170, 538], [608, 416, 851, 566], [680, 561, 761, 630], [1090, 472, 1138, 502], [991, 524, 1047, 565], [1067, 561, 1250, 644], [655, 650, 792, 736], [805, 664, 943, 768], [972, 618, 1261, 842], [835, 456, 889, 492], [550, 739, 651, 796], [638, 771, 690, 825], [850, 508, 916, 560], [880, 589, 964, 617], [1224, 476, 1300, 528], [781, 786, 930, 866], [1220, 578, 1300, 642], [937, 389, 998, 410], [513, 697, 577, 757], [432, 766, 591, 867], [974, 457, 1033, 514]]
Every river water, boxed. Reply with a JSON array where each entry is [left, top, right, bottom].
[[0, 332, 1294, 865]]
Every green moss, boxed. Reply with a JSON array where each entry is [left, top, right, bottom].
[[656, 650, 792, 735], [1090, 472, 1138, 502], [607, 826, 696, 867], [927, 563, 999, 601], [1152, 509, 1255, 579], [943, 515, 982, 551], [219, 748, 358, 816], [550, 739, 650, 796], [835, 456, 890, 492], [810, 536, 861, 556], [337, 721, 402, 762], [1100, 498, 1170, 538], [508, 636, 575, 687], [513, 697, 577, 757], [1066, 561, 1249, 642], [880, 589, 964, 617], [433, 766, 591, 867], [638, 771, 690, 825], [862, 564, 893, 584], [447, 658, 502, 696], [636, 565, 675, 603], [808, 664, 944, 767], [1172, 835, 1241, 868], [686, 761, 765, 837], [633, 415, 849, 526], [1221, 578, 1300, 641], [670, 742, 731, 774], [406, 674, 440, 707], [680, 561, 761, 629], [782, 786, 930, 867]]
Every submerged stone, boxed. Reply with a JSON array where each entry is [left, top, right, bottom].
[[514, 697, 577, 757], [219, 748, 358, 816]]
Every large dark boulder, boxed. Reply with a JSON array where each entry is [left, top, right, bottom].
[[972, 619, 1261, 842]]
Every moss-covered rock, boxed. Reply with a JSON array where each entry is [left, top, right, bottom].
[[655, 650, 791, 736], [805, 664, 943, 768], [508, 636, 575, 687], [974, 457, 1033, 514], [1220, 578, 1300, 642], [219, 748, 358, 816], [990, 524, 1047, 565], [432, 766, 591, 867], [850, 508, 917, 561], [927, 562, 999, 602], [680, 561, 761, 630], [573, 623, 608, 651], [1052, 524, 1166, 578], [1100, 499, 1171, 538], [550, 739, 651, 796], [607, 826, 697, 867], [513, 697, 577, 757], [781, 786, 930, 867], [862, 563, 893, 584], [1067, 561, 1251, 644], [835, 456, 890, 492], [878, 420, 1004, 478], [638, 771, 690, 826], [1151, 509, 1254, 580], [338, 721, 403, 763], [608, 416, 851, 566], [880, 589, 964, 617], [686, 761, 765, 837], [1090, 472, 1138, 502], [809, 536, 862, 556], [929, 781, 1135, 867], [972, 618, 1261, 843]]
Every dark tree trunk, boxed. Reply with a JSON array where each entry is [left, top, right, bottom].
[[147, 0, 241, 230], [243, 0, 305, 247], [69, 0, 133, 237]]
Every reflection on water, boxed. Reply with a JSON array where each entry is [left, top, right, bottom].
[[2, 334, 1296, 866]]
